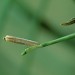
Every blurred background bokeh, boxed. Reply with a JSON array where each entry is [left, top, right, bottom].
[[0, 0, 75, 75]]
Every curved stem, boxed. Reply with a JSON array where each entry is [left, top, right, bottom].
[[21, 33, 75, 55]]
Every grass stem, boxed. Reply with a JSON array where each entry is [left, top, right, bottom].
[[21, 33, 75, 55]]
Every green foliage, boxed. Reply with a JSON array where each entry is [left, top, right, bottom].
[[0, 0, 75, 75]]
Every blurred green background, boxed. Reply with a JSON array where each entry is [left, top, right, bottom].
[[0, 0, 75, 75]]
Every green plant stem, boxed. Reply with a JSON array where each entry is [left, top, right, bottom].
[[21, 33, 75, 55]]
